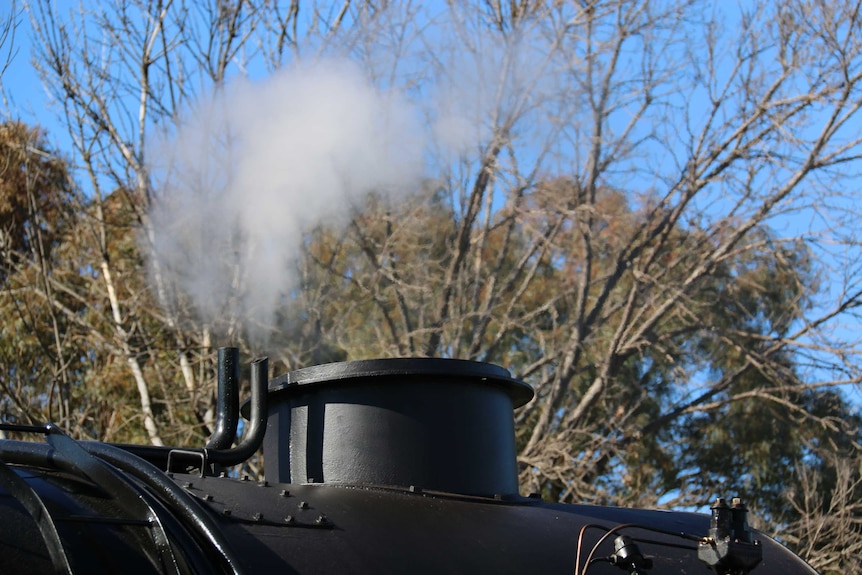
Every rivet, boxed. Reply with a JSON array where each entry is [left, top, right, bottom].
[[408, 485, 422, 494], [284, 515, 295, 524], [298, 501, 309, 510], [222, 509, 232, 517], [203, 494, 214, 502], [259, 480, 269, 487], [219, 471, 228, 478], [241, 474, 250, 481], [183, 481, 193, 489], [280, 489, 290, 497], [315, 514, 328, 525], [253, 512, 263, 522]]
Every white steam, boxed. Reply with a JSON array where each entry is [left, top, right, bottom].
[[147, 59, 424, 340], [147, 22, 553, 346]]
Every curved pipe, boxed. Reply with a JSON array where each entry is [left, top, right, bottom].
[[0, 452, 73, 574], [206, 347, 240, 450], [207, 357, 268, 466], [83, 442, 248, 575], [0, 439, 247, 575]]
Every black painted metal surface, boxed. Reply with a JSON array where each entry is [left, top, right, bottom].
[[259, 358, 534, 496], [0, 357, 821, 574], [0, 463, 821, 575], [206, 347, 240, 450]]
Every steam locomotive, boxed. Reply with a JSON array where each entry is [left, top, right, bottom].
[[0, 349, 818, 574]]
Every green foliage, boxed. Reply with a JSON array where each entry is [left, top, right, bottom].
[[5, 0, 862, 569]]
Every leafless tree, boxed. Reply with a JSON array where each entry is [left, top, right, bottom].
[[9, 0, 862, 568], [23, 0, 282, 444], [781, 447, 862, 574], [0, 0, 18, 79], [288, 0, 862, 501]]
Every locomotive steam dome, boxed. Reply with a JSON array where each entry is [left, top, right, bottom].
[[259, 358, 534, 496]]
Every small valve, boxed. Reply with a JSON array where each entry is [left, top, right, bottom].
[[698, 497, 762, 575], [610, 535, 653, 575]]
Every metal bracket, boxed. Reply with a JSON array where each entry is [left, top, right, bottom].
[[167, 449, 207, 477]]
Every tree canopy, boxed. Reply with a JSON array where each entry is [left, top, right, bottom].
[[3, 1, 862, 571]]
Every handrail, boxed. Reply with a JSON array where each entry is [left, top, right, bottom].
[[0, 450, 73, 574]]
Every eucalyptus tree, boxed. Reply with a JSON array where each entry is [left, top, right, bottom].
[[9, 1, 862, 570]]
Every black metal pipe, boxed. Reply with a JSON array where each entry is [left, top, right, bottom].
[[0, 439, 247, 575], [82, 442, 248, 575], [0, 452, 73, 574], [43, 426, 182, 574], [207, 357, 268, 466], [0, 423, 52, 435], [206, 347, 240, 450]]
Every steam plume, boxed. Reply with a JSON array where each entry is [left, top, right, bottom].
[[147, 59, 424, 342]]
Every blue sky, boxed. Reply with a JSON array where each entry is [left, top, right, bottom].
[[2, 1, 861, 409]]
